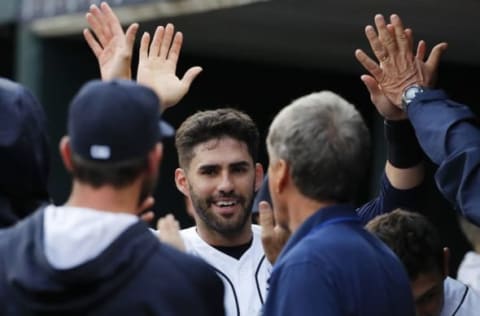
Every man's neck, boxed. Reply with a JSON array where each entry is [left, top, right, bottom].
[[196, 219, 253, 247], [286, 194, 335, 233], [65, 180, 141, 214]]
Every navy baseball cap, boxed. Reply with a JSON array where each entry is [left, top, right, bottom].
[[0, 77, 50, 223], [68, 79, 174, 162], [251, 175, 272, 213]]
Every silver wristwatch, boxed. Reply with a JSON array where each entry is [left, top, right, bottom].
[[401, 84, 424, 111]]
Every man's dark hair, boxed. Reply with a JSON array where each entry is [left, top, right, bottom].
[[175, 108, 259, 169], [366, 209, 445, 280], [71, 153, 148, 188]]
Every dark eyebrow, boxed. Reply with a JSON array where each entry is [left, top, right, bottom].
[[229, 161, 251, 169], [197, 161, 251, 172], [198, 164, 220, 172]]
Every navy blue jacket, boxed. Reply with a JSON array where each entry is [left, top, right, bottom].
[[407, 90, 480, 225], [263, 204, 415, 316], [0, 209, 225, 315]]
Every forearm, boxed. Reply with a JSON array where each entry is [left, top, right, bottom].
[[407, 89, 478, 164], [408, 89, 480, 225], [357, 174, 423, 225]]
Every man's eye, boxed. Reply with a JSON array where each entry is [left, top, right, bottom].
[[232, 166, 247, 174], [201, 168, 217, 175]]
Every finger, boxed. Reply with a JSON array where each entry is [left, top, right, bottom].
[[259, 201, 275, 236], [355, 49, 383, 80], [416, 40, 427, 61], [85, 12, 108, 47], [163, 214, 180, 231], [138, 196, 155, 213], [386, 24, 394, 36], [375, 14, 397, 55], [125, 23, 139, 53], [150, 26, 165, 57], [360, 74, 384, 106], [83, 29, 103, 57], [181, 66, 203, 88], [140, 211, 154, 223], [365, 25, 389, 63], [360, 74, 381, 97], [390, 14, 409, 52], [101, 1, 124, 35], [139, 32, 150, 62], [159, 23, 175, 59], [404, 28, 414, 52], [425, 42, 448, 69], [167, 32, 183, 67], [89, 5, 112, 46]]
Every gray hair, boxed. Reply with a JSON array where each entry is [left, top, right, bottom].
[[267, 91, 370, 203]]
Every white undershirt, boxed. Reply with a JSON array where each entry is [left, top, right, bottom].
[[44, 205, 138, 269]]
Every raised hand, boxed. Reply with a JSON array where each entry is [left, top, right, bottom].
[[259, 201, 290, 264], [83, 2, 138, 80], [136, 24, 203, 112], [355, 14, 447, 111], [355, 14, 421, 108]]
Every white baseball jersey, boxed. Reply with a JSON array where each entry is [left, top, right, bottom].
[[180, 225, 271, 316], [457, 251, 480, 294], [440, 277, 480, 316]]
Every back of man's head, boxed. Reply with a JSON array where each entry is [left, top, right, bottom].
[[175, 108, 259, 169], [266, 91, 370, 203], [66, 80, 165, 188], [0, 78, 50, 226], [366, 209, 445, 279]]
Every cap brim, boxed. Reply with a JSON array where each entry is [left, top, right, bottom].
[[251, 175, 272, 213], [159, 120, 175, 139]]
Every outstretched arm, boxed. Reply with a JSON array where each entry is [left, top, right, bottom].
[[83, 2, 138, 80], [136, 24, 203, 112], [355, 14, 480, 226], [353, 21, 425, 222]]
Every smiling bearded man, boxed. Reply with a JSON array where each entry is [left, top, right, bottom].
[[173, 108, 268, 316]]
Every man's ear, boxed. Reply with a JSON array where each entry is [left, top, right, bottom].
[[254, 163, 264, 192], [147, 143, 163, 175], [175, 168, 189, 197], [270, 159, 289, 195], [59, 136, 74, 172], [443, 247, 450, 277]]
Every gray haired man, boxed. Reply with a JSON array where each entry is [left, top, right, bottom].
[[262, 91, 415, 316]]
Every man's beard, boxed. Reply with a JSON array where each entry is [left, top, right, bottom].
[[189, 184, 254, 237]]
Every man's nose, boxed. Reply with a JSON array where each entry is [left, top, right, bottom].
[[218, 172, 234, 193]]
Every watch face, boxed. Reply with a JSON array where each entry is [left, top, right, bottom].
[[401, 85, 424, 110], [405, 86, 422, 99]]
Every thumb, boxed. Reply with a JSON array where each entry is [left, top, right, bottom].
[[181, 66, 203, 87], [361, 74, 383, 103], [259, 201, 275, 236], [425, 42, 448, 70]]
